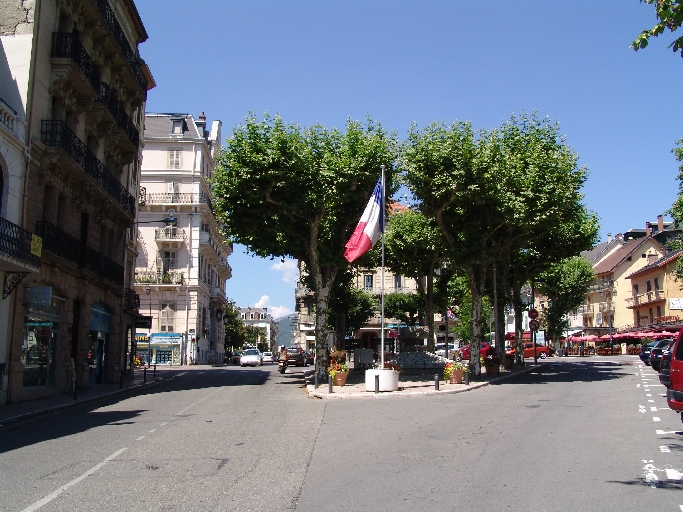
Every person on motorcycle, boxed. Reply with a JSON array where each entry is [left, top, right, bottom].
[[278, 346, 289, 362]]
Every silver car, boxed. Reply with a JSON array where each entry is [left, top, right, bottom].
[[240, 349, 263, 367], [262, 351, 274, 364]]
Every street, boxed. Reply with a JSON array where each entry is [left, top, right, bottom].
[[1, 358, 681, 511]]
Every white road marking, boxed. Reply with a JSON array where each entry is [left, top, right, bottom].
[[647, 394, 653, 397], [197, 372, 205, 375], [136, 436, 145, 441], [678, 505, 683, 512], [639, 405, 647, 414], [666, 469, 682, 480], [176, 372, 187, 377], [649, 400, 655, 403], [657, 429, 679, 435], [149, 429, 156, 433], [660, 445, 671, 453], [19, 447, 127, 512], [651, 407, 658, 412], [160, 422, 168, 426], [653, 417, 661, 422], [637, 384, 641, 388], [643, 461, 659, 487]]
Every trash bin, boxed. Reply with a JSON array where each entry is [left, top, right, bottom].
[[579, 345, 584, 356]]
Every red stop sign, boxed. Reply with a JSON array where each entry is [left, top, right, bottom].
[[528, 308, 539, 320]]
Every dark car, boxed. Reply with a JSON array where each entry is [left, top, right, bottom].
[[304, 351, 314, 366], [640, 340, 670, 366], [285, 347, 308, 367], [231, 351, 243, 365], [666, 328, 683, 421], [660, 342, 675, 388], [456, 342, 492, 361], [650, 339, 675, 372]]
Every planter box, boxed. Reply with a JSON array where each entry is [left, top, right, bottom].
[[365, 369, 399, 392]]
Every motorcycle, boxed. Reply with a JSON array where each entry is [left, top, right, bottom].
[[278, 359, 287, 374]]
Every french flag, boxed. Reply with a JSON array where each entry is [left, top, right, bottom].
[[344, 177, 383, 263]]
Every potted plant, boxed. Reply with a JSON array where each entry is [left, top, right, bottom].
[[482, 353, 500, 377], [504, 347, 515, 369], [328, 348, 349, 386], [444, 360, 468, 383]]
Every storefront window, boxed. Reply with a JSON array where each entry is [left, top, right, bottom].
[[22, 320, 58, 387]]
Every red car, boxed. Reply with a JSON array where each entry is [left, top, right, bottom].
[[456, 342, 492, 361], [666, 328, 683, 423], [522, 343, 552, 359]]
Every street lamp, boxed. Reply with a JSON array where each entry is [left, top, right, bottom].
[[144, 286, 151, 367]]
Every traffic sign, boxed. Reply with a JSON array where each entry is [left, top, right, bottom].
[[529, 319, 540, 331], [528, 308, 539, 320]]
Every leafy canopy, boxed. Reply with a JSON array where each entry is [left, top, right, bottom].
[[632, 0, 683, 56]]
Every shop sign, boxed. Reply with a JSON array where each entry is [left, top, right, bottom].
[[670, 298, 683, 310], [136, 334, 149, 342], [150, 333, 181, 344], [26, 322, 52, 327], [28, 286, 51, 306], [31, 235, 42, 257], [135, 316, 152, 329]]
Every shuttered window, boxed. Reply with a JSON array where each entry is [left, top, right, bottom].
[[168, 149, 181, 169], [160, 302, 175, 332]]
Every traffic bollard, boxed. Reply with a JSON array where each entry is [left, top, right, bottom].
[[328, 377, 333, 394], [153, 364, 157, 378], [143, 367, 147, 383], [315, 372, 319, 389], [375, 374, 379, 394], [464, 370, 470, 386], [435, 374, 439, 391]]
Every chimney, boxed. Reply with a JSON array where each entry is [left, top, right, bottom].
[[607, 233, 612, 243], [196, 111, 206, 136], [645, 222, 651, 236], [658, 215, 664, 232]]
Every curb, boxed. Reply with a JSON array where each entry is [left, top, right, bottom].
[[306, 362, 547, 399], [0, 375, 168, 427]]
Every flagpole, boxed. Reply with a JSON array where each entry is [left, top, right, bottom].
[[380, 164, 385, 370]]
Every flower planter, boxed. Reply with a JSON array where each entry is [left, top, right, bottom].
[[449, 368, 464, 384], [333, 371, 348, 386], [485, 364, 500, 377], [365, 368, 399, 392], [504, 358, 514, 370]]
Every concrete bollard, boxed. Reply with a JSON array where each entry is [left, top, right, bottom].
[[435, 374, 439, 391], [143, 367, 147, 383], [375, 374, 380, 394], [328, 377, 333, 394], [464, 370, 470, 386]]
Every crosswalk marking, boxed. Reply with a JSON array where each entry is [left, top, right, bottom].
[[651, 407, 658, 412], [666, 469, 681, 480], [660, 445, 671, 453], [653, 417, 661, 422]]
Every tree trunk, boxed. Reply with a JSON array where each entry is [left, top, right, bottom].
[[313, 280, 332, 381], [468, 265, 487, 376], [511, 288, 525, 366], [425, 266, 435, 353]]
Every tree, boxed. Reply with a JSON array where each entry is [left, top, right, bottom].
[[245, 325, 268, 352], [383, 209, 450, 350], [632, 0, 683, 57], [223, 301, 246, 348], [536, 257, 595, 347], [213, 114, 398, 379], [328, 278, 378, 338], [383, 292, 422, 327]]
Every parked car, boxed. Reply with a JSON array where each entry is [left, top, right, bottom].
[[304, 351, 315, 366], [262, 351, 274, 364], [640, 340, 670, 365], [231, 351, 243, 365], [650, 339, 675, 372], [435, 343, 456, 357], [285, 347, 308, 367], [522, 342, 552, 359], [660, 342, 674, 388], [240, 349, 263, 367], [666, 328, 683, 424], [456, 342, 492, 361]]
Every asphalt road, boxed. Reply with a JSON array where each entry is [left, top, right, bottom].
[[1, 358, 681, 512]]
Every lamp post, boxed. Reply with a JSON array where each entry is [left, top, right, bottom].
[[144, 286, 151, 367]]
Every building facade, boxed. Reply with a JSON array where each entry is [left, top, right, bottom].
[[2, 0, 152, 404], [136, 112, 231, 365], [238, 306, 276, 351]]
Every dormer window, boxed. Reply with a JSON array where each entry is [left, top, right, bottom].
[[170, 116, 184, 136]]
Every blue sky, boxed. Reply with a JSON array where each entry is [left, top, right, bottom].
[[136, 0, 683, 318]]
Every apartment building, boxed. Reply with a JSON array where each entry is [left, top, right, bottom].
[[238, 306, 277, 351], [136, 112, 232, 365], [2, 0, 153, 403]]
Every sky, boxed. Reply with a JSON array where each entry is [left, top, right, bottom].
[[135, 0, 683, 319]]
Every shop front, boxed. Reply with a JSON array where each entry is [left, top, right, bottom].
[[88, 302, 111, 385], [148, 333, 182, 365]]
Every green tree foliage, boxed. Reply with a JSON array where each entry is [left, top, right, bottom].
[[536, 257, 595, 343], [328, 278, 379, 337], [245, 325, 268, 352], [383, 209, 449, 349], [223, 301, 246, 348], [383, 292, 422, 327], [213, 114, 398, 378], [632, 0, 683, 56]]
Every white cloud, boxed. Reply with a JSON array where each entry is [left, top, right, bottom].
[[255, 295, 270, 308], [270, 259, 298, 285], [270, 306, 293, 319]]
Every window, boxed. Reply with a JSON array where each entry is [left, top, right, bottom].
[[160, 302, 175, 332], [394, 275, 402, 291], [646, 280, 652, 292], [168, 149, 181, 169], [159, 251, 176, 273], [364, 275, 373, 291], [171, 119, 182, 134], [654, 277, 660, 291]]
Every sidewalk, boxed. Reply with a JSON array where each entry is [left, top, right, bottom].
[[0, 365, 178, 426], [306, 360, 548, 399]]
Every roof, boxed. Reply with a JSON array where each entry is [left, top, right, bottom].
[[626, 250, 682, 279], [581, 238, 623, 264], [143, 113, 201, 139], [592, 236, 664, 275], [122, 0, 148, 42]]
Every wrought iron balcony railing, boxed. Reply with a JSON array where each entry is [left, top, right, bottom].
[[155, 226, 185, 242], [135, 269, 184, 285], [116, 108, 139, 148], [96, 82, 119, 119], [143, 192, 213, 213], [51, 32, 100, 92], [123, 288, 140, 311], [36, 221, 123, 284], [578, 304, 594, 315], [0, 216, 41, 269], [41, 120, 135, 217], [91, 0, 148, 95]]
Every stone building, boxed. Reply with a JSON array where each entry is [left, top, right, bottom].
[[238, 306, 276, 351], [1, 0, 153, 403], [136, 113, 231, 365]]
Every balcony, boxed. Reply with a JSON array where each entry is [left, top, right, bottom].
[[51, 32, 100, 93], [211, 286, 226, 300], [598, 302, 615, 313], [579, 304, 594, 316], [155, 226, 185, 246], [0, 97, 26, 144], [91, 0, 148, 96], [142, 192, 213, 213], [36, 221, 123, 285], [0, 216, 41, 272], [95, 83, 139, 150], [123, 288, 140, 311], [135, 269, 184, 286], [626, 290, 665, 308], [41, 120, 135, 218]]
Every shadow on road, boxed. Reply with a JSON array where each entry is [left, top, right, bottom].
[[495, 360, 633, 385]]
